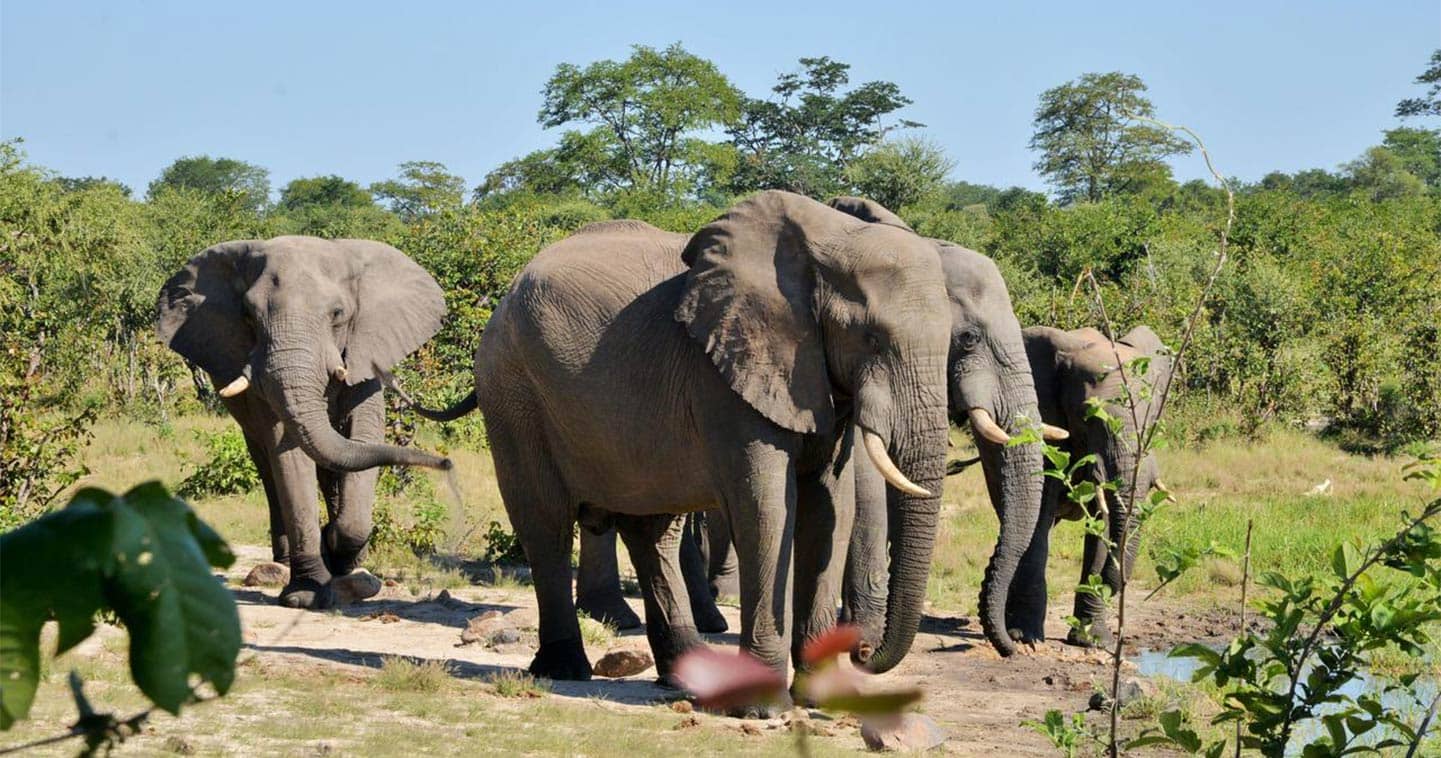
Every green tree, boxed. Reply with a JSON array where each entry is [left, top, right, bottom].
[[1379, 127, 1441, 188], [278, 174, 373, 210], [370, 161, 465, 221], [1394, 48, 1441, 119], [145, 155, 270, 212], [537, 43, 742, 200], [1343, 145, 1426, 200], [843, 137, 953, 210], [727, 56, 920, 198], [1029, 72, 1192, 204], [53, 176, 132, 197]]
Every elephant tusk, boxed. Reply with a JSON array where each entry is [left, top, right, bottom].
[[861, 429, 932, 498], [967, 407, 1011, 445], [1042, 423, 1070, 441], [332, 365, 349, 382], [217, 374, 250, 398], [1094, 486, 1110, 518], [1154, 479, 1176, 503]]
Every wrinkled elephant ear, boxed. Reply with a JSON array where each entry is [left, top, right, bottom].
[[155, 241, 262, 386], [825, 196, 913, 231], [676, 191, 855, 434], [335, 239, 446, 386], [1022, 326, 1083, 430]]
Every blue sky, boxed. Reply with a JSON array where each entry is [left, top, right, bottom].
[[3, 1, 1437, 198]]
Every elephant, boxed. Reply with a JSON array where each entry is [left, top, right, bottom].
[[1007, 324, 1175, 647], [416, 190, 1048, 691], [560, 195, 1051, 662], [156, 236, 452, 609]]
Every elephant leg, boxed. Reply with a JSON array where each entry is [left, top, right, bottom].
[[488, 421, 590, 680], [615, 513, 704, 682], [680, 514, 728, 634], [271, 432, 332, 609], [791, 431, 856, 675], [242, 429, 288, 564], [1007, 474, 1062, 644], [843, 443, 888, 659], [575, 528, 643, 631], [320, 384, 383, 577], [705, 507, 740, 600], [1067, 493, 1138, 649]]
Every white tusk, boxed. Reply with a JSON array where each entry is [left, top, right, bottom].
[[332, 365, 348, 382], [861, 429, 932, 498], [1042, 423, 1070, 441], [1094, 486, 1110, 518], [217, 374, 250, 397], [967, 407, 1011, 445], [1154, 479, 1176, 503]]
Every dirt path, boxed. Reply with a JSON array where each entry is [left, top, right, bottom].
[[224, 546, 1234, 755]]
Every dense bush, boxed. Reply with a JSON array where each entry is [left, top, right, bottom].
[[177, 428, 261, 498]]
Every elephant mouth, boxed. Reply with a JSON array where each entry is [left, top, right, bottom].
[[856, 425, 931, 499]]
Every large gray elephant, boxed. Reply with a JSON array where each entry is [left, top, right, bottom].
[[1007, 325, 1174, 647], [421, 191, 1048, 689], [156, 236, 452, 609], [565, 196, 1051, 662]]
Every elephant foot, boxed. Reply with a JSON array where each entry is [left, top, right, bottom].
[[725, 690, 792, 720], [652, 631, 706, 682], [576, 593, 643, 631], [1064, 619, 1113, 649], [279, 578, 336, 610], [320, 522, 367, 577], [1006, 621, 1046, 646], [330, 569, 383, 605], [529, 639, 592, 681], [691, 599, 729, 635], [709, 571, 740, 601]]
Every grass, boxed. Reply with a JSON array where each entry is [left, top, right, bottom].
[[487, 669, 551, 698], [373, 656, 454, 693], [578, 611, 619, 648]]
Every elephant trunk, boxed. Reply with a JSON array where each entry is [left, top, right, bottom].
[[264, 326, 451, 473], [859, 405, 948, 674], [975, 372, 1046, 657]]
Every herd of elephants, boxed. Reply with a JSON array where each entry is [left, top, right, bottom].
[[155, 190, 1175, 705]]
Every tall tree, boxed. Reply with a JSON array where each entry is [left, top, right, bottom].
[[146, 155, 270, 212], [370, 161, 465, 221], [537, 43, 742, 199], [53, 176, 132, 197], [1379, 127, 1441, 188], [843, 137, 953, 210], [1343, 146, 1426, 201], [278, 175, 373, 211], [1029, 72, 1191, 204], [1395, 49, 1441, 120], [727, 56, 920, 198]]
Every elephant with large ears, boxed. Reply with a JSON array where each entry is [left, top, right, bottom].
[[1007, 325, 1175, 648], [429, 191, 971, 693], [826, 197, 1055, 659], [156, 236, 452, 609]]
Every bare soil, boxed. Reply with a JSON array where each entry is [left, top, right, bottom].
[[224, 546, 1235, 755]]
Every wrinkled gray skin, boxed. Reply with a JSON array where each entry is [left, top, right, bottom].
[[574, 196, 1049, 661], [429, 192, 956, 693], [828, 197, 1047, 659], [1009, 325, 1174, 647], [156, 237, 451, 609]]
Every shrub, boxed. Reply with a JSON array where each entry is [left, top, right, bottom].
[[177, 428, 259, 498]]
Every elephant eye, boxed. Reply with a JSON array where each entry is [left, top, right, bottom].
[[956, 329, 982, 352], [331, 306, 345, 321], [863, 331, 882, 352]]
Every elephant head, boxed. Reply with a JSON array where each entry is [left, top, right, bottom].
[[678, 191, 952, 673], [825, 196, 1048, 660], [1019, 325, 1174, 645], [156, 236, 451, 472]]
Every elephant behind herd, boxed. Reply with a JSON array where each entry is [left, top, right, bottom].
[[155, 190, 1172, 698]]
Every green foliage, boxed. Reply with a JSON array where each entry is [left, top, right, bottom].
[[177, 428, 261, 498], [370, 161, 465, 221], [145, 155, 270, 213], [0, 483, 240, 729], [278, 174, 374, 210], [1023, 709, 1096, 758], [1394, 48, 1441, 120], [1030, 72, 1193, 204], [844, 137, 954, 211], [481, 520, 527, 566]]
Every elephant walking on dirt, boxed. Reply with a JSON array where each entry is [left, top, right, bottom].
[[564, 195, 1052, 663], [419, 191, 1047, 693], [157, 236, 452, 609]]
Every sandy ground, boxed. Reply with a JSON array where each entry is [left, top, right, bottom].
[[220, 546, 1234, 755]]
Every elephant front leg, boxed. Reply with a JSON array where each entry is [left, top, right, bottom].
[[321, 382, 383, 578], [1007, 476, 1062, 645], [792, 434, 856, 677], [680, 514, 728, 634], [271, 436, 333, 609], [615, 513, 705, 683], [575, 528, 643, 631], [242, 431, 289, 564]]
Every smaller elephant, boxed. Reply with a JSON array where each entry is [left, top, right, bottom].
[[156, 236, 452, 609], [1005, 325, 1175, 647]]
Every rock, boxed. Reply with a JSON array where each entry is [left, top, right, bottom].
[[459, 611, 509, 645], [330, 569, 382, 605], [505, 607, 540, 630], [162, 735, 196, 755], [490, 628, 522, 646], [860, 713, 947, 752], [674, 715, 700, 730], [243, 562, 289, 587], [592, 648, 654, 678], [740, 723, 762, 736], [434, 589, 469, 610], [1118, 676, 1159, 703], [670, 700, 694, 713], [1088, 692, 1112, 711]]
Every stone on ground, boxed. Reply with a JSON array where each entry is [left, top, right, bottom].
[[860, 713, 947, 752], [243, 561, 289, 587], [592, 648, 654, 678]]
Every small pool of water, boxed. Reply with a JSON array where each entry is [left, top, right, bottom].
[[1131, 646, 1438, 753]]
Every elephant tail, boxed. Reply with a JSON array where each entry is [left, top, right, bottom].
[[376, 365, 479, 422]]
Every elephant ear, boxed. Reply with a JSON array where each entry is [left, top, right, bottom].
[[155, 241, 262, 386], [676, 191, 854, 434], [826, 196, 913, 231], [337, 239, 446, 385], [1022, 326, 1100, 430]]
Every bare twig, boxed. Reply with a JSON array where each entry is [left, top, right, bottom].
[[1237, 518, 1253, 758]]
